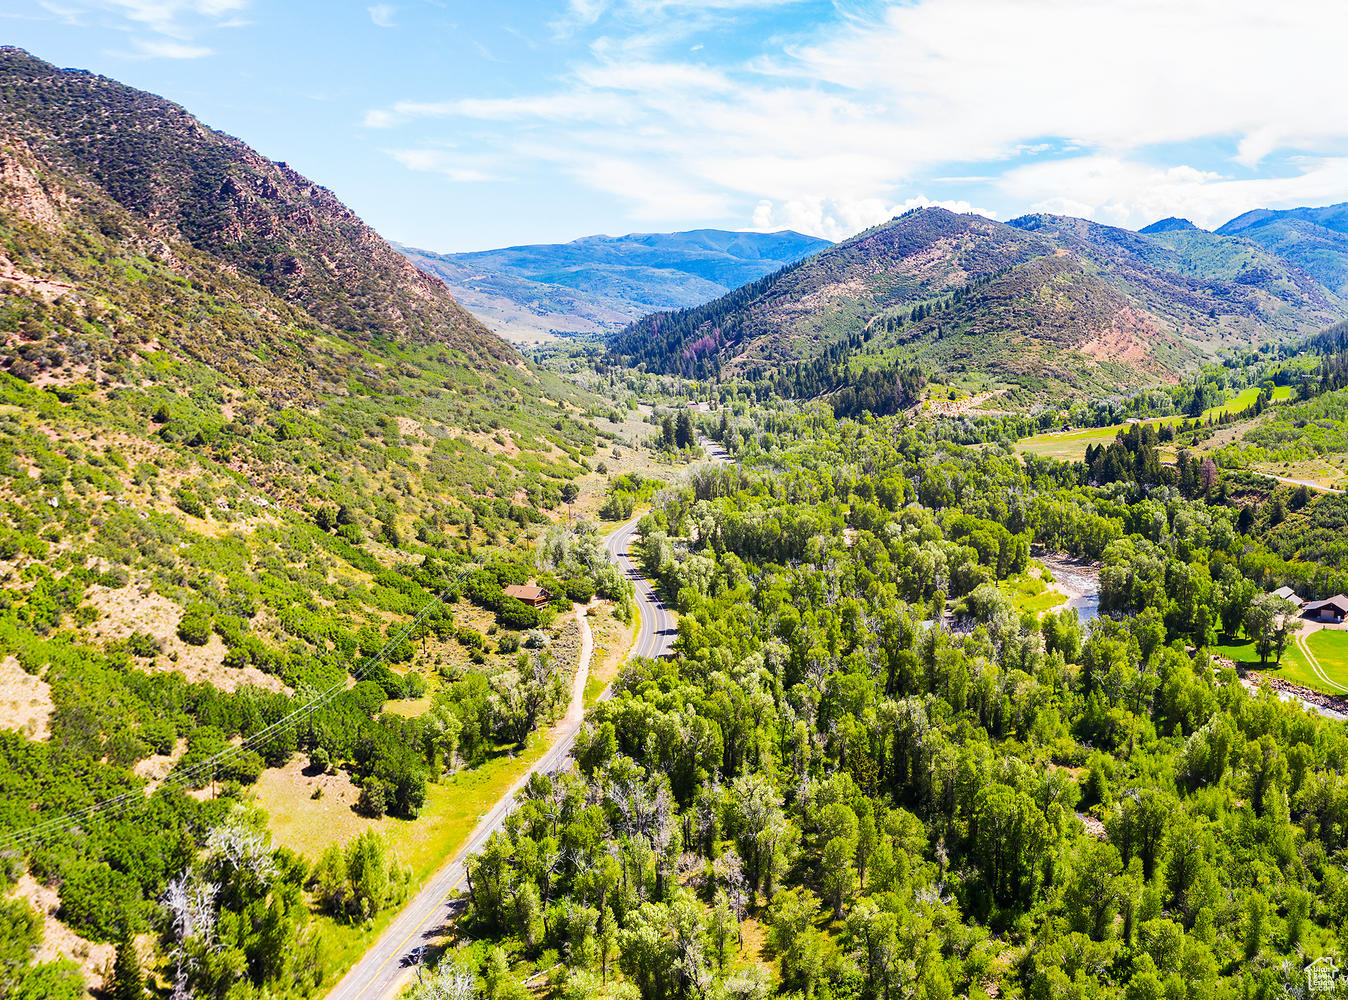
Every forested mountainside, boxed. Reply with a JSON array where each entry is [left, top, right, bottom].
[[609, 207, 1346, 400], [400, 229, 829, 342], [1217, 203, 1348, 296], [0, 46, 508, 362], [0, 48, 629, 999]]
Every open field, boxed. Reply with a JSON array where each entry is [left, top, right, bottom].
[[1017, 386, 1295, 462], [1207, 384, 1293, 417], [1002, 568, 1067, 616], [1295, 629, 1348, 694], [268, 730, 554, 984], [585, 600, 636, 706]]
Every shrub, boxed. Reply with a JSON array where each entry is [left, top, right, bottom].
[[58, 863, 143, 942], [498, 597, 539, 630], [139, 718, 176, 755], [177, 606, 212, 646], [307, 746, 330, 773], [126, 631, 160, 658], [562, 576, 595, 603], [357, 778, 388, 818], [175, 489, 207, 519], [219, 749, 264, 785]]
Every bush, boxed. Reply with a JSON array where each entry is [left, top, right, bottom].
[[175, 489, 207, 519], [177, 606, 212, 646], [139, 718, 176, 755], [219, 749, 264, 785], [357, 778, 388, 818], [126, 631, 160, 658], [498, 597, 539, 630], [562, 576, 595, 603], [308, 746, 331, 773], [58, 863, 143, 942]]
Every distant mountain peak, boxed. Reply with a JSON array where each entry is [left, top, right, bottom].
[[399, 228, 829, 342], [1140, 217, 1202, 234]]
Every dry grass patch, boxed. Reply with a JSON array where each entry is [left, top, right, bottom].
[[132, 736, 187, 791], [586, 603, 635, 706], [83, 583, 288, 693], [0, 654, 53, 740], [9, 874, 116, 993]]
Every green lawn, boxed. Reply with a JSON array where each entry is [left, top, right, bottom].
[[1210, 632, 1346, 695], [1002, 571, 1066, 616], [1204, 384, 1293, 418], [1298, 629, 1348, 694], [1017, 424, 1135, 461]]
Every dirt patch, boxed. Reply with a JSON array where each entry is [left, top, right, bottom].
[[0, 654, 53, 740], [1075, 812, 1107, 840], [9, 874, 116, 991], [923, 389, 1009, 417], [83, 584, 288, 694], [132, 737, 187, 791]]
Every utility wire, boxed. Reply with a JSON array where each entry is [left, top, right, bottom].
[[0, 564, 475, 853]]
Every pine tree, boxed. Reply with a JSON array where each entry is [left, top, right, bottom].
[[109, 933, 144, 1000]]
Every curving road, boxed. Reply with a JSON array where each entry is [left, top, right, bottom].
[[607, 515, 677, 660], [325, 516, 670, 1000]]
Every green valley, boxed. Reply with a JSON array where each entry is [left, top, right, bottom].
[[7, 32, 1348, 1000]]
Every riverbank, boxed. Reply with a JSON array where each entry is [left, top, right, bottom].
[[1038, 552, 1102, 624]]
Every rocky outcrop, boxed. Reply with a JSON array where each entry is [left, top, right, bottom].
[[0, 138, 67, 229]]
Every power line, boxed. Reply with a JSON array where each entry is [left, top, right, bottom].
[[0, 564, 475, 853]]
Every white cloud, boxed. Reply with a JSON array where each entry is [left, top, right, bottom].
[[1000, 155, 1348, 231], [387, 149, 498, 182], [128, 36, 212, 57], [368, 3, 395, 28], [100, 0, 247, 38], [752, 195, 994, 241], [367, 0, 1348, 237]]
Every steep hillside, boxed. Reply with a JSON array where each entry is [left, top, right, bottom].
[[402, 228, 829, 342], [610, 207, 1346, 399], [1009, 213, 1342, 336], [0, 49, 618, 998], [0, 46, 509, 363], [1216, 203, 1348, 295]]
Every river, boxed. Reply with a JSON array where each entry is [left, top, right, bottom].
[[1039, 553, 1100, 624], [1040, 552, 1345, 720]]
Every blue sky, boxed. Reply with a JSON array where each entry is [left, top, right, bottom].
[[6, 0, 1348, 251]]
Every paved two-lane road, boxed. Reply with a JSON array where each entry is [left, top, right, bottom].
[[325, 516, 671, 1000], [607, 514, 677, 660]]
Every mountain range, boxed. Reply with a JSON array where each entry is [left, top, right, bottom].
[[609, 205, 1348, 400], [399, 229, 829, 342]]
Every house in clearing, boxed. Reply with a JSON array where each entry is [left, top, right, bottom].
[[1304, 594, 1348, 623], [504, 584, 552, 608], [1272, 586, 1304, 608]]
